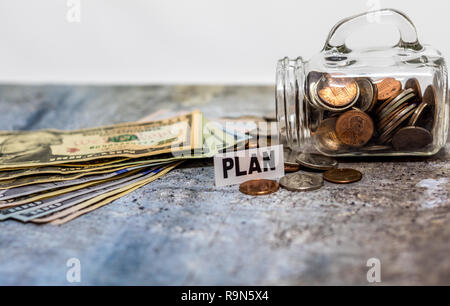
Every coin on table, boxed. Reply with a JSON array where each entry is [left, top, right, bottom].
[[323, 168, 362, 184], [284, 163, 300, 173], [239, 179, 280, 196], [296, 152, 338, 170], [279, 172, 323, 192], [314, 117, 347, 152], [335, 109, 374, 147], [376, 77, 402, 100], [356, 78, 377, 112], [317, 75, 359, 108], [391, 126, 433, 151], [405, 78, 422, 101]]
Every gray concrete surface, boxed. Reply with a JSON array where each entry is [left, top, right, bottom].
[[0, 84, 449, 285]]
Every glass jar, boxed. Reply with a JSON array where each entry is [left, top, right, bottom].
[[276, 9, 448, 157]]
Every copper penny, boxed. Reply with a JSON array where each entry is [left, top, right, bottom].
[[391, 126, 433, 151], [284, 163, 300, 173], [317, 75, 359, 108], [335, 110, 374, 147], [408, 101, 429, 126], [422, 85, 437, 130], [239, 179, 279, 196], [323, 168, 363, 184], [405, 78, 422, 101], [355, 78, 376, 112], [376, 78, 402, 100], [423, 85, 437, 106]]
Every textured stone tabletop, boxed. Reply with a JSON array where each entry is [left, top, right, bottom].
[[0, 85, 449, 285]]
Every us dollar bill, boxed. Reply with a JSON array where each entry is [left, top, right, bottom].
[[0, 111, 203, 169], [0, 167, 151, 209], [0, 163, 167, 200], [0, 165, 163, 221], [40, 162, 181, 225], [0, 116, 246, 180], [12, 163, 180, 222]]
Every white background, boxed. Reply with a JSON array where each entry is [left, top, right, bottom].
[[0, 0, 448, 84]]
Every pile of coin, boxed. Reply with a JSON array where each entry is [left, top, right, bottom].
[[309, 73, 435, 153], [239, 149, 363, 196]]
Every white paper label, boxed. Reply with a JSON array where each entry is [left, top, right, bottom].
[[213, 145, 285, 187]]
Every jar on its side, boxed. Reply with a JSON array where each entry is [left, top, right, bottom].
[[276, 9, 449, 157]]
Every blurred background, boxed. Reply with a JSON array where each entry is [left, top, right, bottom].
[[0, 0, 448, 85]]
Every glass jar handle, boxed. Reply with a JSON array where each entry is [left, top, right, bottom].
[[323, 8, 423, 52]]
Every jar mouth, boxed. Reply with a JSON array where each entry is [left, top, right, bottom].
[[275, 57, 308, 151]]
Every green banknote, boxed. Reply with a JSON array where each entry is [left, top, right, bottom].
[[0, 111, 203, 169]]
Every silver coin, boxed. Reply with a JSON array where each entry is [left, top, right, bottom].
[[279, 172, 323, 192], [378, 88, 414, 119], [355, 78, 375, 112], [284, 148, 299, 166], [296, 152, 338, 170], [378, 93, 415, 120]]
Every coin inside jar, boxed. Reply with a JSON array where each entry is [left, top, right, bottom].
[[239, 179, 280, 196], [378, 104, 417, 144], [422, 85, 437, 130], [408, 101, 429, 126], [317, 75, 359, 108], [314, 117, 347, 152], [323, 168, 363, 184], [296, 152, 338, 170], [335, 110, 374, 147], [306, 71, 325, 102], [355, 77, 376, 112], [391, 126, 433, 151], [405, 78, 422, 101], [376, 77, 402, 100], [279, 172, 323, 192], [377, 88, 415, 120]]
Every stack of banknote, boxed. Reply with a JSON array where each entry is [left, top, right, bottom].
[[0, 111, 247, 225]]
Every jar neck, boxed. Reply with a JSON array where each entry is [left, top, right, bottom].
[[276, 57, 309, 151]]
